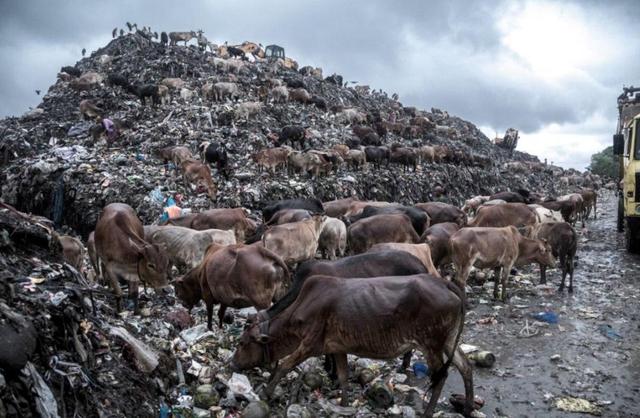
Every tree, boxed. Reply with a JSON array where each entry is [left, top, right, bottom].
[[588, 146, 617, 179]]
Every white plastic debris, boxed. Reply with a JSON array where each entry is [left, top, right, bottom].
[[227, 372, 260, 401]]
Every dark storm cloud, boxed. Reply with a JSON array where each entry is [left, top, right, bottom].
[[0, 0, 638, 166]]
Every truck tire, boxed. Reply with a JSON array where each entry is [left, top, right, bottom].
[[617, 195, 624, 232], [625, 218, 640, 253]]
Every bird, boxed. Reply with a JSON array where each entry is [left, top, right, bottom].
[[119, 29, 124, 36], [81, 48, 86, 56], [35, 90, 41, 95], [112, 27, 117, 38], [126, 21, 132, 31]]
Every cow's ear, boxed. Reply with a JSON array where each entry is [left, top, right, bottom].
[[129, 237, 144, 252]]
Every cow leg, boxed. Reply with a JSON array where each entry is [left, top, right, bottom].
[[104, 266, 123, 312], [452, 347, 475, 417], [492, 267, 502, 300], [423, 351, 446, 417], [399, 350, 412, 372], [568, 254, 574, 293], [454, 262, 472, 291], [129, 280, 140, 314], [334, 353, 350, 406], [559, 253, 567, 292], [265, 344, 314, 397], [500, 264, 511, 302], [206, 302, 214, 330], [540, 263, 547, 284], [323, 355, 338, 381], [218, 304, 228, 327]]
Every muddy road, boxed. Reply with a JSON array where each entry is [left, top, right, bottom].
[[446, 191, 640, 417]]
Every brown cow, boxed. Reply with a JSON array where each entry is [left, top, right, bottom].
[[323, 197, 359, 218], [172, 208, 257, 242], [538, 200, 579, 225], [266, 209, 311, 225], [175, 244, 289, 329], [421, 222, 461, 268], [450, 226, 555, 301], [368, 243, 440, 277], [468, 203, 537, 228], [530, 222, 577, 292], [94, 203, 170, 312], [414, 202, 467, 226], [348, 213, 419, 254], [344, 200, 394, 217], [159, 145, 192, 167], [180, 159, 217, 200], [579, 188, 597, 220], [58, 235, 85, 273], [558, 193, 584, 225], [252, 147, 291, 173], [230, 274, 474, 416], [262, 216, 327, 265]]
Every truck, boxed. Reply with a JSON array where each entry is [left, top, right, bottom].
[[613, 86, 640, 252]]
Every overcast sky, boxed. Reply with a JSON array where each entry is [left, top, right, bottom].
[[1, 0, 638, 170]]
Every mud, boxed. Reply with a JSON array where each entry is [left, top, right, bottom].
[[445, 191, 640, 417]]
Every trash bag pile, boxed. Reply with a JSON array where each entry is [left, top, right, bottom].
[[0, 31, 600, 417]]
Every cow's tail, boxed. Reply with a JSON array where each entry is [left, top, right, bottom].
[[429, 281, 466, 390]]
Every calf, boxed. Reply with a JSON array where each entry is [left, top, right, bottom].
[[58, 235, 85, 273], [145, 225, 236, 268], [94, 203, 170, 312], [414, 202, 467, 226], [269, 86, 289, 103], [159, 145, 192, 167], [199, 142, 229, 179], [468, 203, 537, 228], [368, 243, 439, 277], [348, 213, 419, 254], [318, 217, 347, 259], [262, 216, 327, 265], [277, 125, 307, 148], [175, 244, 289, 329], [450, 226, 555, 301], [181, 159, 217, 200], [252, 147, 291, 173], [530, 222, 577, 292], [580, 188, 597, 220], [421, 222, 460, 268], [231, 274, 473, 416], [129, 84, 162, 106], [262, 198, 324, 223]]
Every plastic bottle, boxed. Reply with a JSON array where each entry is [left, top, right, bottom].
[[412, 362, 429, 378]]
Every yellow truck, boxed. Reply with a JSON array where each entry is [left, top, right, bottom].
[[614, 86, 640, 252]]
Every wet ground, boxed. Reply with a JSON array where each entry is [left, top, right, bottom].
[[446, 191, 640, 417]]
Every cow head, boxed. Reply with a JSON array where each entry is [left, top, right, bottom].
[[173, 269, 202, 310], [133, 240, 170, 291], [534, 238, 556, 267], [230, 323, 271, 371]]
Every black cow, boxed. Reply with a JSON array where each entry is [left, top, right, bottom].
[[364, 146, 390, 167], [200, 142, 229, 179]]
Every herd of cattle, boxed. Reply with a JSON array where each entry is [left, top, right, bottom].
[[53, 185, 597, 416]]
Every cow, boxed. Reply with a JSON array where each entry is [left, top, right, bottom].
[[288, 151, 328, 177], [266, 209, 312, 225], [538, 200, 579, 225], [175, 244, 289, 329], [368, 243, 439, 277], [211, 82, 239, 102], [231, 274, 474, 416], [180, 159, 217, 200], [94, 203, 170, 312], [262, 216, 327, 265], [489, 191, 528, 203], [277, 125, 307, 149], [318, 217, 347, 259], [58, 235, 85, 273], [323, 197, 359, 218], [79, 99, 102, 120], [557, 193, 585, 226], [159, 145, 193, 167], [528, 204, 563, 224], [347, 205, 430, 236], [199, 142, 229, 179], [364, 146, 390, 168], [417, 145, 436, 164], [288, 88, 312, 103], [450, 226, 555, 301], [261, 198, 324, 223], [421, 222, 461, 268], [530, 222, 577, 292], [345, 149, 366, 168], [169, 31, 197, 46], [389, 145, 419, 171], [461, 196, 490, 216], [170, 208, 257, 242], [580, 188, 597, 220], [348, 213, 420, 254], [414, 202, 467, 226], [144, 225, 236, 269], [343, 200, 394, 217], [468, 203, 537, 228], [252, 147, 291, 173]]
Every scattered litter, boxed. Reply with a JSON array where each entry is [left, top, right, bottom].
[[598, 324, 623, 341], [554, 396, 602, 415]]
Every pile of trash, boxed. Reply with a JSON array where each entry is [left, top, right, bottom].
[[0, 31, 599, 417]]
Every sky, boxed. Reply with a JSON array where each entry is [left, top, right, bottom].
[[0, 0, 638, 170]]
